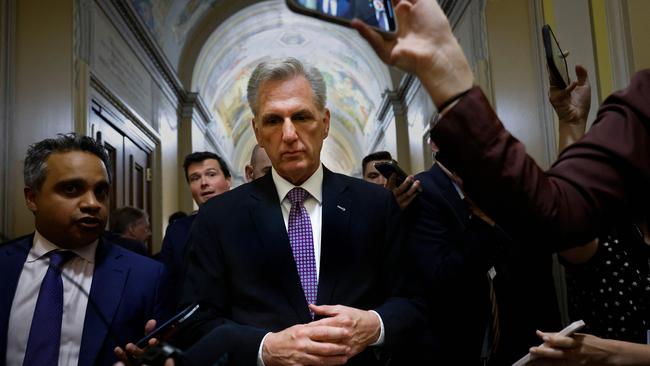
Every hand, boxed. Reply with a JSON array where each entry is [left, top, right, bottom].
[[527, 331, 609, 366], [549, 64, 591, 125], [113, 319, 158, 364], [351, 0, 473, 107], [387, 174, 420, 210], [551, 65, 590, 152], [309, 304, 381, 358], [262, 323, 351, 366]]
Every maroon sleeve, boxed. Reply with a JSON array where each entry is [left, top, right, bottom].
[[432, 70, 650, 250]]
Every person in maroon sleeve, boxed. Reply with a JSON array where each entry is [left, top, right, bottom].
[[353, 0, 650, 250], [352, 0, 650, 364]]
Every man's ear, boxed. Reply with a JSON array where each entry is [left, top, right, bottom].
[[322, 108, 331, 138], [251, 119, 262, 147], [226, 176, 232, 190], [24, 186, 38, 214], [245, 165, 254, 182]]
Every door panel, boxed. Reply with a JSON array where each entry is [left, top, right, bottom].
[[90, 102, 153, 253]]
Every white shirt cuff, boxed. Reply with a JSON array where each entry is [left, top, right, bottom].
[[257, 332, 271, 366], [368, 310, 385, 346]]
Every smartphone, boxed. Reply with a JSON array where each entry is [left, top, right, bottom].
[[374, 159, 408, 187], [511, 319, 585, 366], [285, 0, 397, 38], [135, 303, 200, 348], [542, 24, 570, 89]]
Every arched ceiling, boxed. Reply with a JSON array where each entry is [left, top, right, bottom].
[[130, 0, 394, 177], [130, 0, 222, 70], [191, 0, 392, 176]]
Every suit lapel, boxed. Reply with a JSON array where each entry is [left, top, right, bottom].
[[79, 240, 128, 366], [317, 169, 351, 306], [249, 174, 312, 322], [0, 236, 32, 357]]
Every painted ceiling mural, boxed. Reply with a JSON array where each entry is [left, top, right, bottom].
[[192, 0, 392, 176], [129, 0, 392, 177]]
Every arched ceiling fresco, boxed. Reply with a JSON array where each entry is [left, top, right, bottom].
[[191, 0, 393, 176]]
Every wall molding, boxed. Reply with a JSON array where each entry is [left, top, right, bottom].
[[90, 74, 161, 149], [605, 0, 633, 91], [95, 0, 217, 128], [0, 0, 16, 239]]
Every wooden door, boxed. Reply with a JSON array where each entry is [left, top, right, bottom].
[[90, 101, 153, 252]]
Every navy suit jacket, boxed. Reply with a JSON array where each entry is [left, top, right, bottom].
[[405, 164, 560, 365], [177, 167, 424, 365], [158, 214, 196, 304], [0, 234, 171, 366]]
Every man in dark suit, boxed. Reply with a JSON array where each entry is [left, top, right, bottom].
[[157, 151, 231, 303], [406, 160, 560, 365], [0, 134, 170, 366], [177, 57, 422, 365]]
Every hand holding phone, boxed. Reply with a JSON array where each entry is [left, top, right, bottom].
[[511, 319, 586, 366], [542, 24, 570, 89], [373, 160, 408, 188], [135, 303, 200, 349]]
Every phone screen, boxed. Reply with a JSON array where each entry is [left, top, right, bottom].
[[287, 0, 396, 33]]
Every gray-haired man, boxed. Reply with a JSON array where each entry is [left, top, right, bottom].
[[176, 57, 422, 365]]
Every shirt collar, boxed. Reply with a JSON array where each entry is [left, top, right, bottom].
[[30, 230, 97, 264], [271, 164, 323, 205]]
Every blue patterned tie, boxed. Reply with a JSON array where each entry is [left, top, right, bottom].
[[287, 187, 318, 317], [23, 250, 76, 366]]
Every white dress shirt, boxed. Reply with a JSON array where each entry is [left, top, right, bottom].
[[257, 165, 384, 365], [6, 231, 96, 366]]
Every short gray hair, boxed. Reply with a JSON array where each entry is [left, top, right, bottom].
[[247, 57, 327, 116]]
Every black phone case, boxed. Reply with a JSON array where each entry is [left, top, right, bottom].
[[542, 24, 568, 89], [374, 160, 407, 185]]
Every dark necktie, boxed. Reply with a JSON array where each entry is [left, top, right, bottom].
[[23, 250, 76, 366], [466, 198, 501, 361], [287, 187, 318, 317]]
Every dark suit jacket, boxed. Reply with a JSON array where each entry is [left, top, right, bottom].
[[0, 234, 171, 366], [177, 167, 423, 365], [432, 70, 650, 250], [405, 164, 560, 365], [157, 214, 196, 304]]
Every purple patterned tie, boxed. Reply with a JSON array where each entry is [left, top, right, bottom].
[[23, 250, 76, 366], [287, 187, 318, 317]]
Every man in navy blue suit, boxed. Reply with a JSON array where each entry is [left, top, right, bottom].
[[157, 151, 231, 304], [0, 134, 170, 366], [176, 57, 423, 365], [402, 129, 560, 364]]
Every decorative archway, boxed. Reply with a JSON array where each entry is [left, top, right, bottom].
[[191, 0, 392, 177]]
